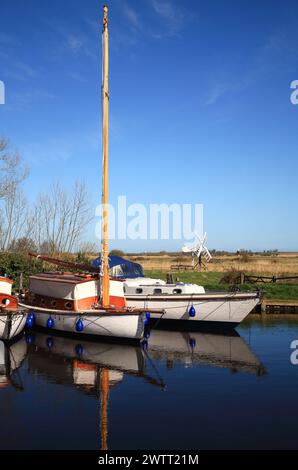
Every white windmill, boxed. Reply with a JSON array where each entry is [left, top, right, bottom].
[[182, 232, 212, 270]]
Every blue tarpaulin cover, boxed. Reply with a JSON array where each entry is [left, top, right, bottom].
[[92, 255, 144, 278]]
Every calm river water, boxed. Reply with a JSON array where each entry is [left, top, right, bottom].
[[1, 316, 298, 450]]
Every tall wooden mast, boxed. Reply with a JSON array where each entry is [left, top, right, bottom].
[[101, 5, 110, 308]]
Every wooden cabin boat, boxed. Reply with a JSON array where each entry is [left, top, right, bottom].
[[0, 276, 27, 341], [20, 272, 145, 340]]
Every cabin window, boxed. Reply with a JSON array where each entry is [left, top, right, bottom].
[[40, 298, 45, 305], [173, 289, 182, 294], [65, 301, 72, 310], [1, 298, 10, 305], [51, 300, 57, 307], [153, 288, 162, 294], [136, 288, 143, 294]]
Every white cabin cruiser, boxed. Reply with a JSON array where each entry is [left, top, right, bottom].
[[124, 278, 260, 328], [92, 256, 261, 328]]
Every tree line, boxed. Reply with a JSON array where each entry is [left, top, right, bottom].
[[0, 137, 94, 255]]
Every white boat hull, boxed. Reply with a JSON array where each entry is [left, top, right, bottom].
[[126, 292, 260, 326], [27, 309, 145, 340], [0, 311, 27, 341]]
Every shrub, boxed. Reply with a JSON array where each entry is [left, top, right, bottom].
[[239, 253, 250, 263], [109, 249, 125, 257], [220, 269, 243, 285], [0, 252, 43, 289]]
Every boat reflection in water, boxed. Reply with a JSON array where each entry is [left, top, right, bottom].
[[147, 328, 266, 376], [0, 337, 27, 390], [25, 332, 163, 449], [24, 327, 265, 449]]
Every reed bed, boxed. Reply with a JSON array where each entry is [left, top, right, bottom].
[[129, 253, 298, 276]]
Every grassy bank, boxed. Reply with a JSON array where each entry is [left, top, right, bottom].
[[1, 251, 297, 302], [144, 270, 298, 302]]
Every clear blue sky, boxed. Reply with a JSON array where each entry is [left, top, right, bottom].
[[0, 0, 297, 251]]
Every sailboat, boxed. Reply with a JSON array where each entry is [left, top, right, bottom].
[[0, 276, 27, 341], [20, 6, 156, 341]]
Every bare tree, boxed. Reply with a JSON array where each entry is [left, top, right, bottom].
[[0, 139, 92, 255], [78, 241, 98, 255], [64, 181, 91, 253], [32, 180, 92, 254], [0, 138, 30, 251], [9, 237, 37, 254], [0, 138, 28, 199], [0, 187, 31, 251]]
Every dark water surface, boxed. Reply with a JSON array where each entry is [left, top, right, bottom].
[[1, 316, 298, 450]]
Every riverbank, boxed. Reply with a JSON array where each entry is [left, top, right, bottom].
[[0, 251, 297, 302]]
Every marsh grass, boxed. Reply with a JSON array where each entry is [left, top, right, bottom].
[[133, 252, 298, 276]]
